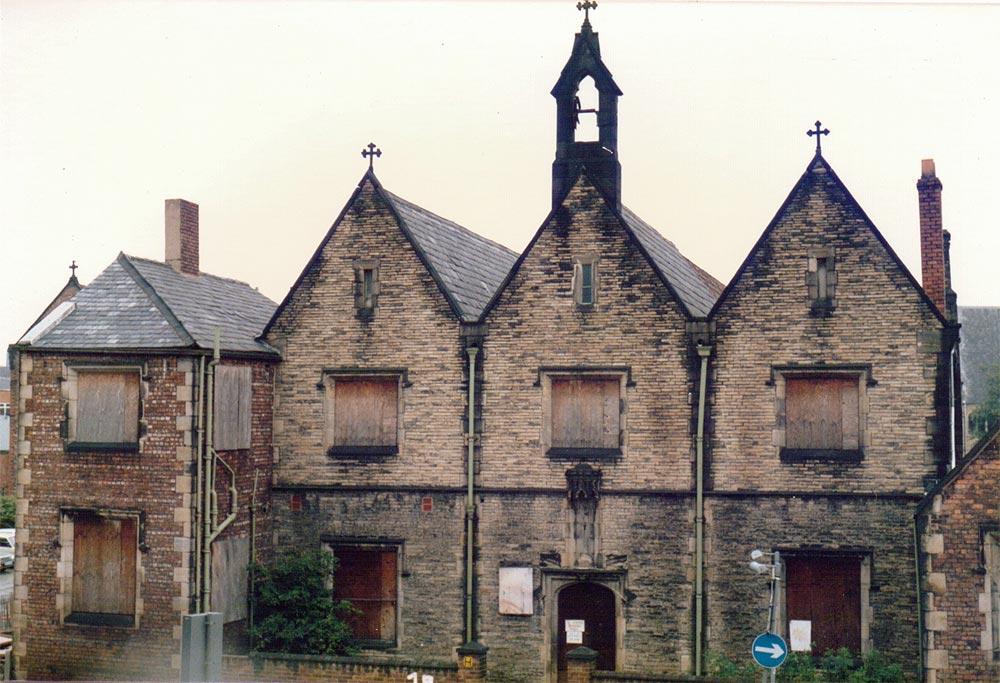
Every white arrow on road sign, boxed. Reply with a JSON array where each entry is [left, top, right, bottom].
[[754, 642, 785, 659]]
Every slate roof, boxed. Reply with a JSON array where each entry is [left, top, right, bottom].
[[21, 253, 277, 356], [958, 306, 1000, 406], [382, 189, 519, 322], [621, 206, 724, 318]]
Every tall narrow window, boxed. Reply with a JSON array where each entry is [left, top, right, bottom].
[[353, 259, 380, 314], [573, 256, 599, 307], [362, 268, 376, 307], [214, 365, 251, 451], [817, 257, 829, 300], [807, 249, 836, 313]]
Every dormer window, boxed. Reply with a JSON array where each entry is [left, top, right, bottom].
[[573, 255, 599, 307], [354, 259, 380, 315]]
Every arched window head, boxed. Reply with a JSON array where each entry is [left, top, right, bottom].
[[574, 76, 599, 143]]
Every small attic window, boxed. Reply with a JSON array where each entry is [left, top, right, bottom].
[[353, 259, 380, 315], [573, 255, 599, 307], [806, 249, 836, 315]]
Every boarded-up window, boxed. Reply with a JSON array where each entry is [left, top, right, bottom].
[[551, 377, 620, 451], [76, 371, 140, 445], [211, 536, 250, 624], [332, 547, 397, 643], [71, 515, 137, 624], [785, 376, 859, 450], [214, 365, 252, 451], [327, 377, 398, 452], [785, 555, 861, 655]]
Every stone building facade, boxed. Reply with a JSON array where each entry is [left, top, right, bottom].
[[9, 202, 278, 679], [917, 425, 1000, 682]]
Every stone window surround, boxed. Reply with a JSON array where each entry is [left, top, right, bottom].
[[353, 258, 381, 316], [320, 367, 408, 459], [57, 507, 145, 630], [572, 254, 600, 308], [537, 366, 630, 461], [321, 536, 403, 650], [770, 364, 873, 463], [806, 247, 837, 314], [776, 549, 873, 656], [61, 362, 148, 454], [981, 526, 1000, 662], [540, 568, 628, 683]]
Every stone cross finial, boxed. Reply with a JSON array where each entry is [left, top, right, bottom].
[[362, 142, 382, 170], [807, 121, 830, 154], [70, 260, 78, 277], [577, 0, 597, 25]]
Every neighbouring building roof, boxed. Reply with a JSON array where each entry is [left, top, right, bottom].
[[621, 207, 725, 318], [958, 306, 1000, 406], [382, 189, 519, 322], [19, 253, 278, 356]]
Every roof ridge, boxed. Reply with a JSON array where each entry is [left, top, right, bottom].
[[381, 189, 518, 257], [117, 253, 196, 347], [122, 253, 267, 291]]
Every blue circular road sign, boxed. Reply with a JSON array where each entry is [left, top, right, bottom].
[[751, 632, 787, 669]]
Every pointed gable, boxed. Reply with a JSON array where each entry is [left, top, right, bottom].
[[263, 172, 517, 335], [709, 153, 950, 327], [482, 171, 722, 321], [551, 23, 622, 98]]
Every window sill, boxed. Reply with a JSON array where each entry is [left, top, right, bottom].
[[780, 448, 862, 463], [326, 445, 398, 459], [66, 442, 139, 454], [809, 299, 836, 317], [546, 447, 622, 461], [349, 638, 397, 650], [64, 612, 135, 627]]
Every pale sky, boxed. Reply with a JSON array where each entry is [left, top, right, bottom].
[[2, 1, 998, 352]]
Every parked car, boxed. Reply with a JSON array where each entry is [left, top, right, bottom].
[[0, 540, 12, 572]]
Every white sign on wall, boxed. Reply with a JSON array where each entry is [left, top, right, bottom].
[[789, 620, 812, 652], [565, 619, 585, 645], [498, 567, 533, 615]]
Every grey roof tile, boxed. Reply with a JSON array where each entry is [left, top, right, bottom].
[[26, 254, 277, 355], [620, 206, 724, 317], [958, 306, 1000, 406], [383, 189, 519, 321]]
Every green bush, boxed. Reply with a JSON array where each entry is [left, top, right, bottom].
[[250, 549, 357, 655], [0, 496, 15, 528], [706, 648, 903, 682]]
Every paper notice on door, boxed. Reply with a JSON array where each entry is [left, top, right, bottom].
[[565, 619, 585, 644], [789, 619, 812, 652]]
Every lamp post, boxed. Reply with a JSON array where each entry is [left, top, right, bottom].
[[749, 549, 783, 683]]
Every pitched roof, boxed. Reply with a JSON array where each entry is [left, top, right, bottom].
[[20, 253, 277, 356], [621, 207, 724, 318], [958, 306, 1000, 405], [708, 153, 952, 327], [262, 172, 519, 333], [479, 172, 724, 321], [381, 189, 518, 322], [916, 422, 999, 517]]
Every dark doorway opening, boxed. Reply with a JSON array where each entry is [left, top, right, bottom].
[[785, 555, 862, 655], [557, 582, 616, 679]]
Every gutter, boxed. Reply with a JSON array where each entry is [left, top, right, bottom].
[[694, 342, 712, 677]]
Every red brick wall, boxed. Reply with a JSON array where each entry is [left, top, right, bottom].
[[918, 163, 945, 316], [12, 350, 275, 679], [920, 432, 1000, 682]]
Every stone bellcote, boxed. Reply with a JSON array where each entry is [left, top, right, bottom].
[[551, 18, 623, 210]]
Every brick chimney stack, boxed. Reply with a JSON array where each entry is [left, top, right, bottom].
[[165, 199, 199, 275], [917, 159, 945, 314]]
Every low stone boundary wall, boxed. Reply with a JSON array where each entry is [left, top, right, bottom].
[[222, 652, 461, 682]]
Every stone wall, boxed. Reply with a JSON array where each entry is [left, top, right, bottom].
[[221, 652, 462, 682]]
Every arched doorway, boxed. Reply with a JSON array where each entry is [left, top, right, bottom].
[[556, 582, 616, 679]]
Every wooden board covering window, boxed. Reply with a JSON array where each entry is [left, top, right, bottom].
[[785, 555, 861, 655], [76, 371, 140, 444], [214, 365, 252, 451], [72, 515, 137, 616], [785, 376, 859, 450], [331, 378, 398, 447], [551, 377, 619, 450], [333, 548, 397, 641]]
